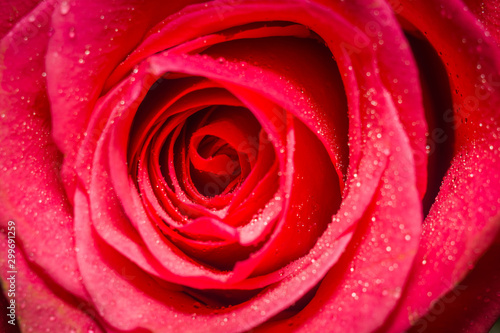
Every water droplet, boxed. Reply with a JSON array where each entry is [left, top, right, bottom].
[[60, 1, 70, 15]]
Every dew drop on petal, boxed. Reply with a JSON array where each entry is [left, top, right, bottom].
[[60, 1, 70, 15]]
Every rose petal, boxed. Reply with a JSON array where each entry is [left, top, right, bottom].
[[0, 0, 86, 300], [0, 231, 102, 332], [463, 0, 500, 46], [104, 21, 313, 88], [406, 240, 500, 333], [380, 0, 500, 331]]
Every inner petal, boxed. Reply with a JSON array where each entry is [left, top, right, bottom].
[[172, 106, 263, 199], [189, 135, 241, 197]]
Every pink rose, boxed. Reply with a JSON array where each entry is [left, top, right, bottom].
[[1, 0, 499, 332]]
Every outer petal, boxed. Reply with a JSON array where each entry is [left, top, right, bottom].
[[0, 231, 102, 332], [463, 0, 500, 46], [407, 239, 500, 333], [381, 0, 500, 331], [0, 0, 87, 300]]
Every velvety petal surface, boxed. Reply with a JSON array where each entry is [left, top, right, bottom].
[[407, 239, 500, 333], [380, 0, 500, 331], [0, 0, 87, 300], [463, 0, 500, 46], [0, 232, 102, 332]]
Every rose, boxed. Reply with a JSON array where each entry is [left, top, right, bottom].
[[0, 0, 499, 332], [1, 1, 499, 332]]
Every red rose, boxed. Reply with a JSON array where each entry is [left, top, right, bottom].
[[1, 0, 499, 332]]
